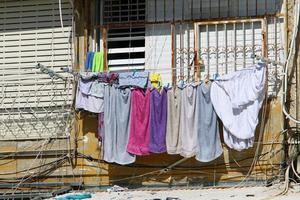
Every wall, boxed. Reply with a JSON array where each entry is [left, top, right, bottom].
[[0, 0, 296, 193]]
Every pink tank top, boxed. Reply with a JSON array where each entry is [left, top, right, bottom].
[[126, 88, 151, 155]]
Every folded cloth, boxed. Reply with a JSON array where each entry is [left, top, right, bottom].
[[119, 71, 149, 88], [85, 52, 94, 72], [210, 63, 266, 151], [92, 51, 104, 72]]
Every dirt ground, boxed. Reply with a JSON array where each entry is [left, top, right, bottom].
[[51, 183, 300, 200]]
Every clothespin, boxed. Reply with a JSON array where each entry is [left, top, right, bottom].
[[204, 73, 210, 84]]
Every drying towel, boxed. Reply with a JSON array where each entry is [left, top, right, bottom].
[[103, 85, 135, 165], [195, 83, 223, 162], [127, 89, 151, 155], [179, 83, 199, 157], [149, 87, 168, 153], [210, 63, 266, 151], [166, 87, 182, 154], [85, 52, 94, 72], [92, 51, 104, 72]]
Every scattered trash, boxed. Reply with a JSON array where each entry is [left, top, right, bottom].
[[56, 193, 92, 200], [166, 197, 180, 200], [106, 185, 128, 193]]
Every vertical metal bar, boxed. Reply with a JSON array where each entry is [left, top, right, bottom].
[[275, 17, 278, 62], [243, 22, 246, 68], [225, 23, 228, 74], [171, 23, 176, 85], [194, 23, 200, 81], [206, 24, 210, 75], [234, 23, 237, 71], [155, 0, 157, 22], [262, 18, 268, 58], [180, 24, 184, 76], [252, 21, 255, 64], [216, 24, 219, 73], [187, 24, 190, 80]]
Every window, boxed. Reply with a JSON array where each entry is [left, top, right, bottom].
[[103, 0, 146, 70]]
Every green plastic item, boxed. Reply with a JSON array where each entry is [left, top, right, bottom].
[[92, 51, 104, 72]]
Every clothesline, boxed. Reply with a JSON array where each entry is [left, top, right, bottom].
[[37, 54, 278, 81], [75, 62, 267, 165]]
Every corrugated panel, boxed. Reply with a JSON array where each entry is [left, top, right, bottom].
[[0, 0, 73, 140], [146, 0, 282, 22]]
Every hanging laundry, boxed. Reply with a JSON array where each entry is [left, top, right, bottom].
[[210, 63, 266, 151], [166, 87, 182, 155], [195, 83, 223, 162], [127, 89, 151, 155], [103, 85, 136, 165], [149, 87, 168, 153], [89, 81, 105, 98], [85, 52, 95, 72], [179, 83, 199, 158], [119, 72, 149, 88], [97, 112, 104, 142], [150, 73, 162, 90], [92, 51, 104, 72], [75, 79, 104, 113]]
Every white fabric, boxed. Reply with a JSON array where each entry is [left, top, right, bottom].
[[210, 63, 266, 151], [75, 79, 104, 113]]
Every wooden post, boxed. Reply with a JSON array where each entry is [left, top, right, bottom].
[[102, 27, 108, 72]]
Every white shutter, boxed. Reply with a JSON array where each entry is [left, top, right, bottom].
[[0, 0, 73, 140]]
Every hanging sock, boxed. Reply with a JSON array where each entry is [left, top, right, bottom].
[[85, 52, 95, 72], [166, 86, 182, 155], [92, 51, 104, 72], [210, 63, 266, 151], [149, 87, 168, 153], [127, 89, 151, 155], [195, 83, 223, 162]]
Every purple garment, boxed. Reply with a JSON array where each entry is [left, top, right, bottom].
[[149, 87, 168, 153]]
